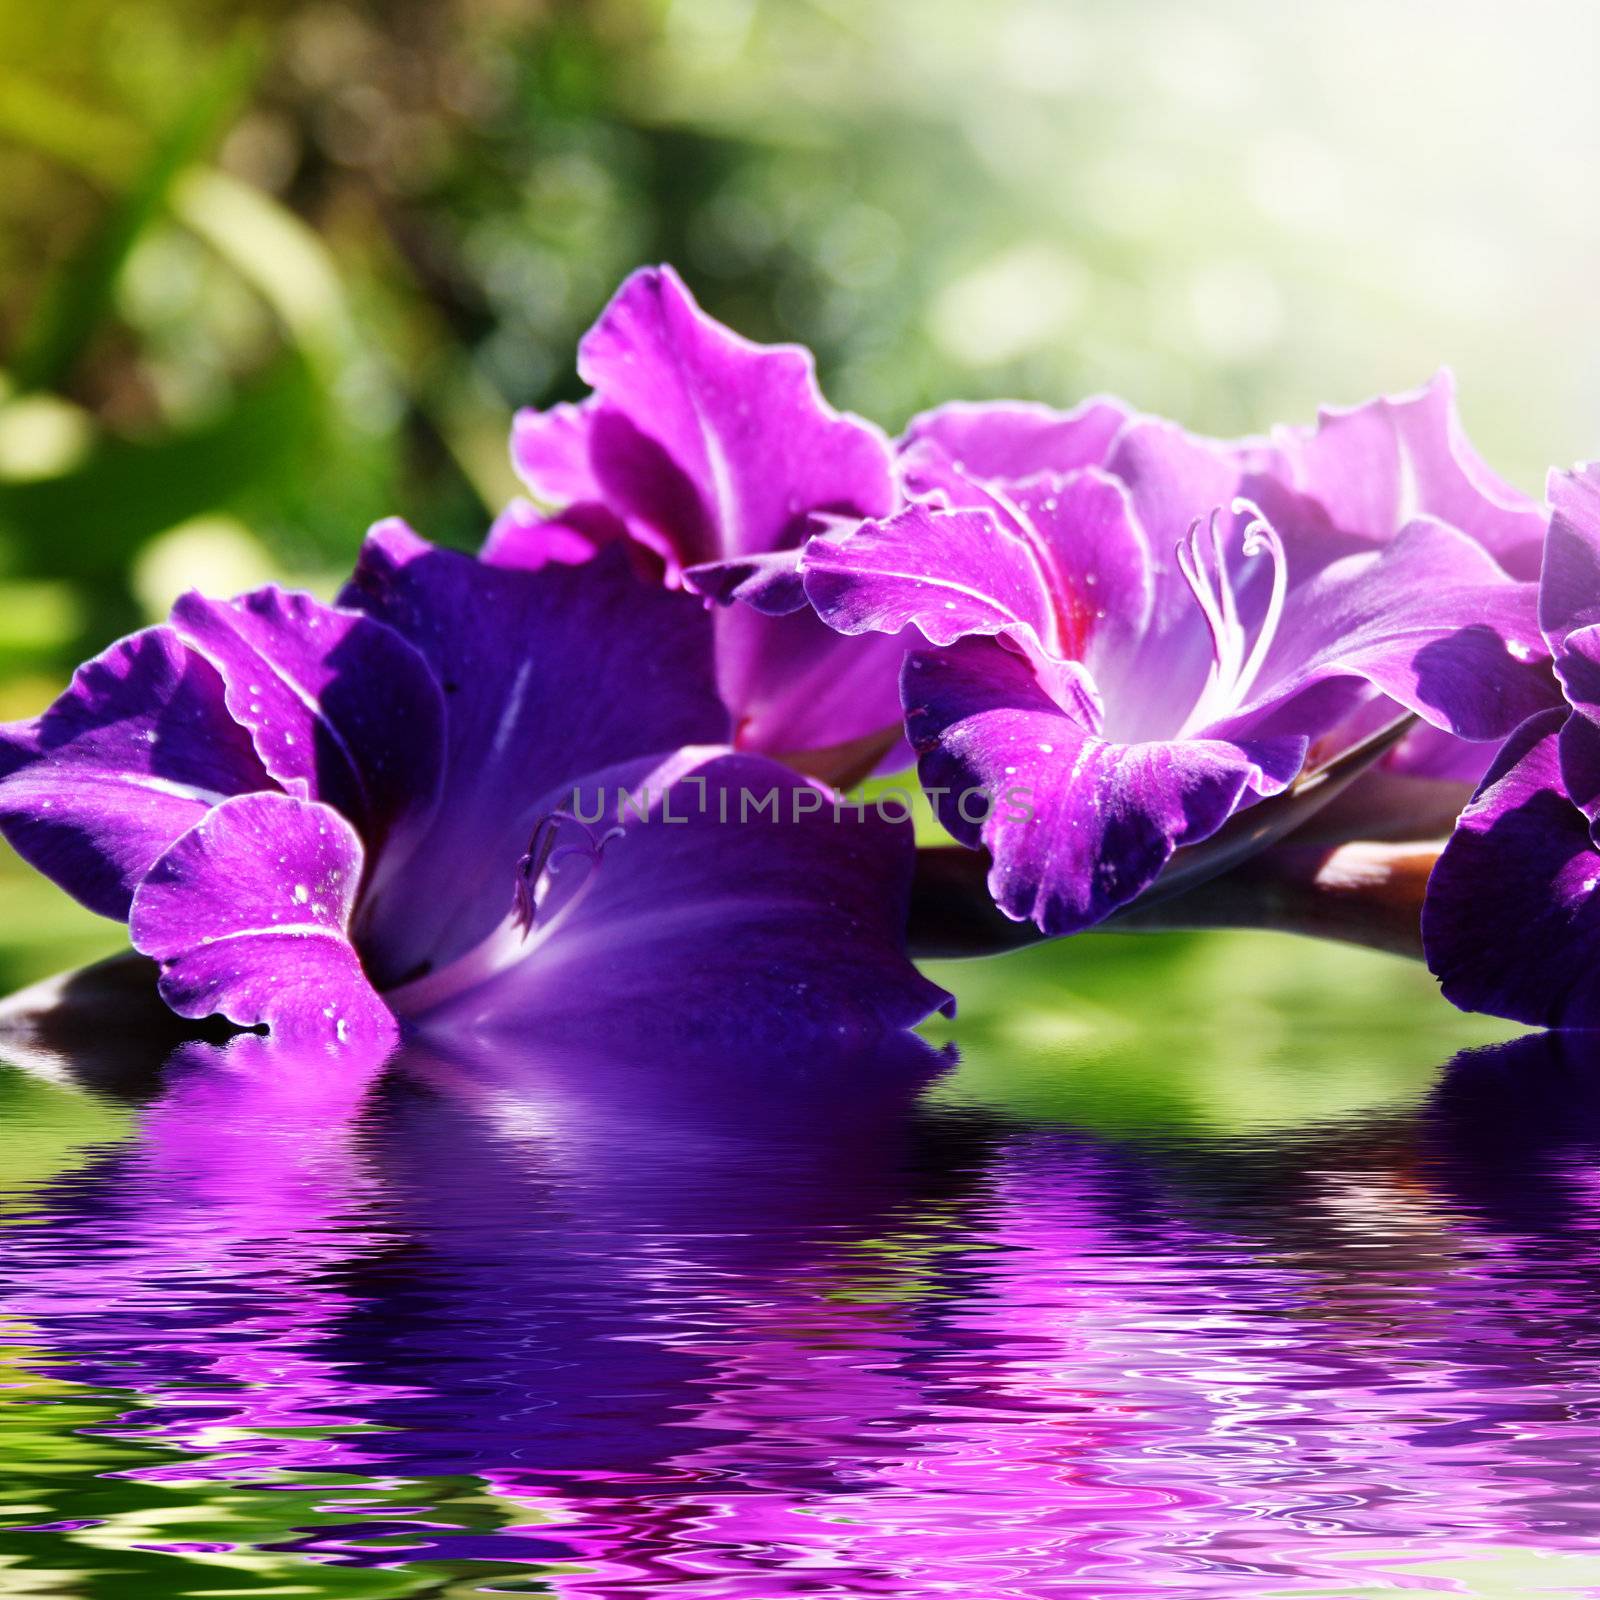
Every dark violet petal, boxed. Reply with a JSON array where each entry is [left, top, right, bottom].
[[1273, 371, 1546, 580], [684, 549, 809, 616], [1216, 517, 1552, 748], [525, 265, 895, 568], [339, 521, 729, 983], [803, 502, 1057, 649], [170, 587, 445, 864], [0, 628, 273, 919], [904, 638, 1305, 935], [128, 791, 396, 1045], [900, 395, 1130, 481], [410, 751, 952, 1049], [1540, 463, 1600, 648], [1424, 707, 1600, 1028]]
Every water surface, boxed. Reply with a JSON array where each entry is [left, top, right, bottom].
[[2, 934, 1597, 1598]]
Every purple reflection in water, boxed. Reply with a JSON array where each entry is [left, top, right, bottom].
[[5, 1027, 1600, 1594]]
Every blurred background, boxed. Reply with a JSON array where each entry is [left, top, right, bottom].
[[1, 0, 1597, 988]]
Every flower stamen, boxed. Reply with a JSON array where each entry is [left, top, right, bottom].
[[1175, 498, 1289, 732], [513, 810, 624, 935], [1176, 516, 1228, 670], [1231, 496, 1288, 709]]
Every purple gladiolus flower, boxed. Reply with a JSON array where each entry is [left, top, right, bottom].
[[505, 265, 913, 784], [0, 523, 951, 1048], [800, 375, 1552, 936], [1425, 463, 1600, 1028]]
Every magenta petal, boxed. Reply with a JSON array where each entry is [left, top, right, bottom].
[[1102, 418, 1247, 556], [513, 269, 894, 574], [1382, 721, 1502, 785], [511, 268, 903, 760], [716, 606, 911, 764], [482, 497, 631, 572], [417, 752, 952, 1048], [901, 395, 1130, 480], [802, 472, 1151, 740], [803, 503, 1058, 649], [905, 638, 1305, 935], [895, 443, 1156, 658], [982, 471, 1153, 666], [339, 521, 728, 983], [1540, 464, 1600, 647], [1424, 708, 1600, 1028], [895, 442, 1155, 665], [509, 396, 606, 508], [169, 587, 445, 863], [566, 265, 895, 562], [1274, 372, 1546, 580], [129, 791, 395, 1045], [689, 549, 910, 759], [0, 628, 273, 918]]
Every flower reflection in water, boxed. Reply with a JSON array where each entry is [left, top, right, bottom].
[[6, 1015, 1600, 1594]]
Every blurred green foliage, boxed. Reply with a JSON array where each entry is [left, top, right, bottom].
[[1, 0, 1596, 990]]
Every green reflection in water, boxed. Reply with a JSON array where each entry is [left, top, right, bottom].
[[0, 1070, 130, 1210], [924, 929, 1521, 1137]]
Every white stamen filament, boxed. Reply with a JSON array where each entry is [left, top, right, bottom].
[[1174, 513, 1235, 687], [1232, 497, 1289, 707], [1175, 497, 1289, 734]]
